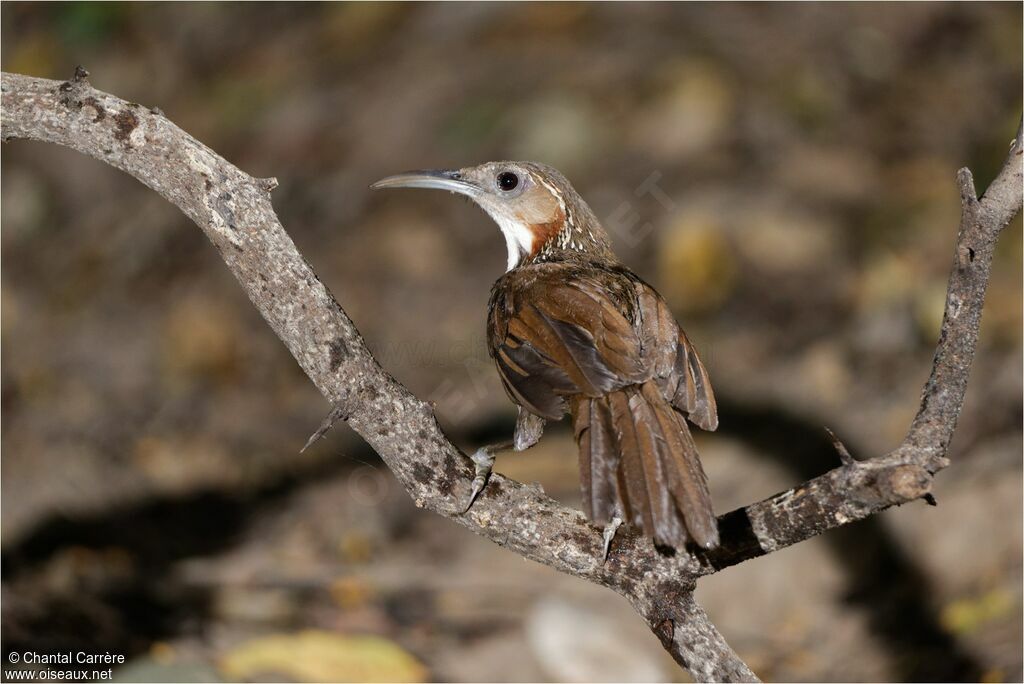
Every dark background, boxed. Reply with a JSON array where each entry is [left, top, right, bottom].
[[2, 3, 1021, 682]]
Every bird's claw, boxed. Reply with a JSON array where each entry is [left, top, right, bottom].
[[462, 447, 497, 514], [602, 514, 623, 561]]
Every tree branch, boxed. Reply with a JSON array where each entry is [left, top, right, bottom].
[[2, 69, 1019, 682]]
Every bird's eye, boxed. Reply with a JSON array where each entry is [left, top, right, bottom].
[[497, 171, 519, 192]]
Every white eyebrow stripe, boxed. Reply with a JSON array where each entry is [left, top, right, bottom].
[[536, 175, 567, 216]]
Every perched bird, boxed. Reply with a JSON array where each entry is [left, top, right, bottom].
[[372, 162, 719, 552]]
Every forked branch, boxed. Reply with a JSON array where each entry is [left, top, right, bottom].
[[2, 69, 1019, 682]]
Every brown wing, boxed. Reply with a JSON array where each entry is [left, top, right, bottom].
[[488, 265, 647, 420], [489, 265, 717, 430], [634, 283, 718, 431], [670, 330, 718, 431], [489, 263, 720, 548]]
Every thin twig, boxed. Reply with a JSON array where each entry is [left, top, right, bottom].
[[824, 427, 857, 466]]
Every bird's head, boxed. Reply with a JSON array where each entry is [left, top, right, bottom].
[[372, 161, 613, 271]]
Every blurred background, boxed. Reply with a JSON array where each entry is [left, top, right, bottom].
[[2, 3, 1021, 682]]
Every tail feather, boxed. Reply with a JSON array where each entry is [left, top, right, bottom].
[[572, 395, 617, 523], [573, 398, 593, 518], [641, 383, 718, 548], [608, 391, 655, 534], [572, 382, 718, 550], [628, 389, 688, 547]]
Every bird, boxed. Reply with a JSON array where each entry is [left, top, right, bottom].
[[372, 161, 719, 553]]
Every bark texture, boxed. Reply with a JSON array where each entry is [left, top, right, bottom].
[[2, 69, 1020, 682]]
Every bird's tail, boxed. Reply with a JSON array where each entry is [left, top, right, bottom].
[[571, 382, 718, 550]]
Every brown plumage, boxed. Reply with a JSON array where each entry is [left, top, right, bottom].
[[488, 261, 718, 548], [373, 161, 719, 550]]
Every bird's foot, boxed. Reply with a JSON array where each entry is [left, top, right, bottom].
[[602, 514, 623, 561], [462, 442, 511, 513]]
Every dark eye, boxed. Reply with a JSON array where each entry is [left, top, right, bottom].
[[497, 171, 519, 191]]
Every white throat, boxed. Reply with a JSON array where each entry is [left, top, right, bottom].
[[486, 210, 535, 271]]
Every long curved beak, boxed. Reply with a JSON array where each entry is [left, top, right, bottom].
[[370, 169, 481, 196]]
